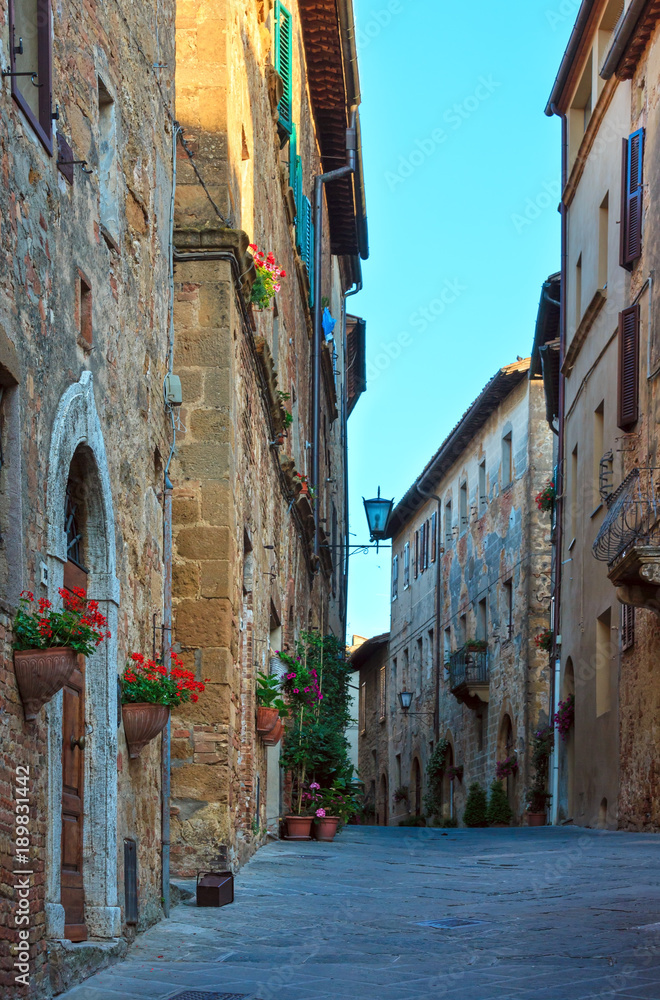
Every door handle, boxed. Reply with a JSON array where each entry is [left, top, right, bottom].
[[71, 735, 85, 751]]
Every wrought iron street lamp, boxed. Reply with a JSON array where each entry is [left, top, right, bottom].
[[363, 486, 394, 551], [398, 689, 435, 721]]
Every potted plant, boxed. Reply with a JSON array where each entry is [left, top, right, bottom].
[[393, 785, 409, 805], [12, 588, 110, 720], [463, 781, 488, 827], [487, 779, 513, 827], [248, 243, 286, 310], [313, 779, 361, 841], [120, 652, 206, 758], [554, 693, 575, 742], [256, 671, 288, 737], [535, 627, 553, 653], [446, 764, 463, 783], [464, 638, 487, 653], [526, 724, 554, 825], [495, 754, 519, 781], [535, 479, 556, 513]]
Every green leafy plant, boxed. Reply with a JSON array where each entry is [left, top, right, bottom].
[[535, 479, 556, 513], [554, 693, 574, 741], [256, 671, 288, 717], [277, 389, 291, 402], [526, 724, 554, 814], [317, 778, 362, 823], [463, 782, 488, 827], [283, 410, 293, 428], [393, 785, 409, 804], [496, 754, 519, 780], [487, 780, 513, 826], [464, 638, 487, 653], [535, 627, 553, 652], [423, 739, 450, 819], [398, 815, 426, 827], [13, 588, 110, 657], [248, 243, 286, 309]]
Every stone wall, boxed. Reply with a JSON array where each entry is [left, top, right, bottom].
[[0, 0, 176, 988]]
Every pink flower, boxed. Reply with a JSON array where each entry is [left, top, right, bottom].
[[293, 688, 299, 694], [316, 808, 326, 818], [309, 782, 320, 790]]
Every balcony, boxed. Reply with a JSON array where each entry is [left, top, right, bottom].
[[448, 647, 489, 708], [593, 468, 660, 615]]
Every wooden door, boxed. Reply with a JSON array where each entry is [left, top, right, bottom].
[[61, 559, 87, 941]]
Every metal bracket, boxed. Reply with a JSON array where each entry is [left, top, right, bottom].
[[57, 158, 93, 174], [1, 70, 41, 86]]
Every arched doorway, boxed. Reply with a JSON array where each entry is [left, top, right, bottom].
[[379, 773, 389, 826], [44, 374, 120, 942], [441, 741, 454, 820], [498, 713, 516, 810], [412, 757, 422, 816]]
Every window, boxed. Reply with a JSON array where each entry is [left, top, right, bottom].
[[290, 125, 303, 225], [445, 499, 452, 545], [598, 193, 609, 290], [443, 627, 451, 671], [298, 196, 315, 306], [98, 78, 118, 243], [416, 637, 423, 685], [621, 604, 635, 651], [620, 129, 644, 270], [379, 664, 386, 720], [403, 541, 410, 589], [503, 580, 513, 639], [459, 481, 468, 530], [596, 609, 612, 716], [359, 680, 366, 734], [77, 271, 92, 348], [419, 521, 426, 574], [569, 51, 592, 164], [478, 459, 487, 513], [477, 598, 487, 641], [575, 254, 582, 329], [459, 613, 467, 647], [430, 511, 437, 562], [391, 554, 398, 602], [618, 305, 640, 429], [395, 753, 402, 788], [392, 656, 397, 683], [502, 433, 512, 487], [414, 529, 419, 579], [403, 647, 409, 685], [570, 444, 578, 542], [593, 402, 604, 508], [273, 0, 293, 137], [8, 0, 53, 152], [428, 629, 434, 675]]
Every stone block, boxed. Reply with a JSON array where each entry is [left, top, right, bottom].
[[176, 525, 232, 560], [171, 762, 230, 801], [200, 559, 232, 598], [172, 560, 199, 599], [203, 367, 232, 406], [176, 441, 233, 479], [175, 597, 233, 647], [200, 481, 234, 526], [189, 408, 232, 442], [172, 496, 201, 525], [200, 647, 234, 684], [174, 326, 231, 369]]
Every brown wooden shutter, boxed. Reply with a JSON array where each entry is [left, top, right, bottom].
[[430, 511, 437, 562], [420, 523, 425, 573], [620, 129, 644, 269], [414, 530, 419, 578], [618, 305, 640, 429]]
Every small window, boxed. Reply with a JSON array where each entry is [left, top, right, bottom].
[[478, 460, 487, 513], [379, 664, 386, 720], [391, 554, 399, 602], [502, 433, 512, 487], [403, 541, 410, 589], [459, 481, 468, 530], [98, 78, 119, 244], [570, 444, 579, 542], [503, 580, 513, 640], [596, 608, 612, 716], [593, 402, 604, 509], [419, 521, 426, 574], [621, 604, 635, 651], [416, 637, 423, 684], [430, 511, 437, 562], [8, 0, 53, 152], [428, 629, 434, 674], [77, 271, 92, 348], [598, 193, 609, 290], [575, 253, 582, 329], [444, 500, 452, 545], [359, 680, 366, 734], [477, 598, 487, 641], [414, 529, 419, 579], [443, 627, 451, 669]]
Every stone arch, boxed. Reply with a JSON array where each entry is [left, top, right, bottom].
[[497, 707, 517, 810], [44, 372, 121, 940]]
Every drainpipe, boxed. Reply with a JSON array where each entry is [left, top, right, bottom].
[[341, 259, 362, 640], [312, 114, 357, 559], [161, 123, 181, 916], [548, 102, 567, 826], [415, 483, 441, 742]]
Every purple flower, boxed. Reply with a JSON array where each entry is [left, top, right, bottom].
[[293, 688, 299, 694], [309, 782, 320, 790], [316, 808, 326, 818]]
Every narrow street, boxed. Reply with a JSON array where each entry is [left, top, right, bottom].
[[60, 827, 660, 1000]]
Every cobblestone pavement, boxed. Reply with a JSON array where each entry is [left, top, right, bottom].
[[59, 826, 660, 1000]]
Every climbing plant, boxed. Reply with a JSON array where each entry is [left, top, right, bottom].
[[423, 738, 450, 819]]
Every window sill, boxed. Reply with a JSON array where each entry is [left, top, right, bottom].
[[590, 503, 603, 519]]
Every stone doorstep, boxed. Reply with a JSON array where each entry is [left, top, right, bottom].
[[48, 935, 128, 996]]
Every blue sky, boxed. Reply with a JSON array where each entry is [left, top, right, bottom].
[[345, 0, 576, 641]]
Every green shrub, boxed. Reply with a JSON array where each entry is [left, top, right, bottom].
[[398, 816, 426, 827], [486, 780, 513, 826], [463, 782, 488, 827]]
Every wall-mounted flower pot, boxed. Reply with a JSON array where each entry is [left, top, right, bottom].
[[314, 816, 339, 841], [262, 718, 283, 746], [122, 703, 170, 758], [14, 647, 78, 721], [527, 812, 546, 827], [285, 815, 313, 839], [256, 706, 280, 735]]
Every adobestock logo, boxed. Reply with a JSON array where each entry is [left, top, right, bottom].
[[385, 77, 501, 192], [511, 179, 561, 235]]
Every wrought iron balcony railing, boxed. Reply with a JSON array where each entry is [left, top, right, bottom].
[[593, 468, 660, 568], [448, 647, 489, 693]]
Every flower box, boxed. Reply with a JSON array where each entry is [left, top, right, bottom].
[[14, 647, 78, 721], [122, 702, 170, 758]]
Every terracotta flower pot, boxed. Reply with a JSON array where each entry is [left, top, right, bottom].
[[314, 816, 339, 841], [261, 718, 283, 746], [122, 703, 170, 758], [14, 647, 78, 721], [527, 812, 546, 827], [256, 706, 280, 735], [285, 815, 313, 839]]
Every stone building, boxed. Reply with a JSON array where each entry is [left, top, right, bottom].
[[545, 0, 660, 830], [350, 633, 389, 824], [0, 0, 177, 992], [374, 359, 553, 826], [169, 0, 367, 871]]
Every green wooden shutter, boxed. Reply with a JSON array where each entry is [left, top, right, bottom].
[[274, 1, 293, 137], [289, 124, 297, 189], [294, 155, 303, 240]]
